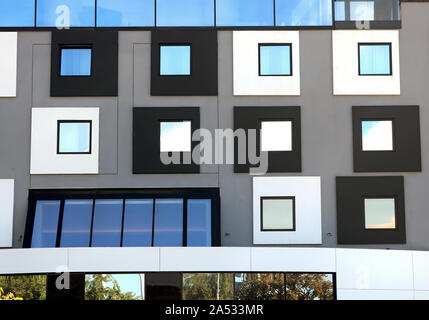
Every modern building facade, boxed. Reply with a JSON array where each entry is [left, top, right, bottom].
[[0, 0, 429, 300]]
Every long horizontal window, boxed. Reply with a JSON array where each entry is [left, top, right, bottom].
[[0, 0, 35, 27], [36, 0, 95, 27], [96, 0, 155, 27], [334, 0, 400, 22], [25, 189, 220, 248], [275, 0, 333, 27]]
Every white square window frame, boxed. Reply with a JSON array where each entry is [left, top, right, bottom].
[[253, 176, 322, 244], [0, 32, 17, 97], [31, 108, 99, 175], [332, 30, 400, 95], [233, 31, 300, 96]]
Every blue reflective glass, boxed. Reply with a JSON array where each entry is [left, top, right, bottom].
[[153, 199, 183, 246], [275, 0, 332, 26], [187, 199, 211, 247], [157, 0, 214, 27], [160, 45, 191, 76], [31, 200, 61, 248], [259, 45, 291, 76], [91, 199, 123, 247], [97, 0, 154, 27], [122, 199, 154, 247], [58, 122, 91, 153], [60, 49, 92, 76], [0, 0, 35, 27], [216, 0, 274, 27], [334, 1, 346, 21], [359, 44, 391, 75], [60, 200, 93, 247], [36, 0, 95, 27]]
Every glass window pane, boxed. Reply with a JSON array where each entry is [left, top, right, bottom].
[[60, 200, 93, 247], [145, 273, 182, 300], [275, 0, 332, 26], [365, 198, 396, 229], [183, 273, 234, 300], [0, 275, 47, 300], [234, 273, 285, 300], [361, 120, 393, 151], [31, 200, 61, 248], [259, 45, 291, 76], [157, 0, 214, 27], [91, 199, 123, 247], [85, 274, 144, 300], [286, 273, 334, 300], [97, 0, 154, 27], [58, 121, 91, 153], [334, 1, 346, 21], [0, 0, 35, 27], [359, 44, 391, 75], [261, 121, 292, 151], [160, 121, 192, 152], [216, 0, 274, 27], [153, 199, 183, 246], [187, 199, 211, 246], [350, 1, 374, 20], [60, 49, 92, 76], [262, 198, 294, 231], [36, 0, 95, 27], [122, 199, 153, 247], [160, 45, 191, 76]]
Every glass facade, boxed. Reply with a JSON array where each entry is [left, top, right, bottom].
[[275, 0, 333, 27], [156, 0, 214, 27], [334, 0, 400, 22], [60, 200, 93, 247], [216, 0, 274, 27], [31, 200, 61, 248], [36, 0, 95, 27], [97, 0, 154, 27], [0, 0, 35, 27]]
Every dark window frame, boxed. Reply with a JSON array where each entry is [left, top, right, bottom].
[[159, 43, 193, 77], [59, 45, 94, 78], [56, 120, 93, 155], [362, 195, 398, 231], [360, 118, 396, 152], [358, 42, 393, 76], [258, 43, 293, 77], [260, 196, 296, 232]]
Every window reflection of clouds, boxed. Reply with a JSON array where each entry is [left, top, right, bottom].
[[365, 198, 396, 229], [361, 120, 393, 151]]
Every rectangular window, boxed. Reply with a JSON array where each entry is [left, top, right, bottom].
[[153, 199, 183, 246], [358, 43, 392, 76], [216, 0, 274, 27], [160, 45, 191, 76], [31, 200, 61, 248], [156, 0, 214, 27], [187, 199, 211, 246], [286, 273, 335, 300], [36, 0, 95, 27], [261, 197, 295, 231], [350, 1, 374, 20], [57, 121, 92, 154], [261, 121, 292, 151], [361, 120, 393, 151], [259, 44, 292, 76], [91, 199, 123, 247], [160, 121, 192, 152], [60, 200, 93, 247], [364, 198, 396, 229], [275, 0, 333, 27], [85, 274, 145, 300], [183, 274, 234, 300], [122, 199, 154, 247], [96, 0, 154, 27], [0, 0, 35, 27], [234, 273, 285, 300], [60, 48, 92, 77]]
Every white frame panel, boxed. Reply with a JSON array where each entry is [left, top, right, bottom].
[[0, 179, 14, 247], [0, 32, 17, 97]]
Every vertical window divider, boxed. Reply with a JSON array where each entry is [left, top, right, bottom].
[[151, 198, 156, 246], [214, 0, 217, 27], [273, 0, 276, 27], [154, 0, 157, 28], [89, 199, 96, 247], [34, 0, 37, 27], [94, 0, 98, 28], [55, 200, 65, 247], [120, 199, 125, 247], [183, 198, 188, 246], [345, 0, 350, 21]]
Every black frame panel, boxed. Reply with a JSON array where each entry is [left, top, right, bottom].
[[336, 176, 406, 244], [260, 196, 296, 232], [258, 43, 293, 77], [151, 30, 218, 96], [234, 106, 301, 173], [352, 106, 421, 172], [133, 107, 200, 174], [57, 120, 92, 155], [358, 43, 393, 76], [51, 31, 118, 97]]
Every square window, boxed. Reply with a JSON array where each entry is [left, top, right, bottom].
[[58, 121, 92, 154], [361, 120, 393, 151], [160, 121, 192, 152], [160, 45, 191, 76], [259, 44, 292, 76], [364, 198, 396, 230], [60, 48, 92, 77], [261, 197, 295, 231], [358, 43, 392, 76], [261, 121, 292, 151]]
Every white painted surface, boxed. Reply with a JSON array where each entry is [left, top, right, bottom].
[[233, 31, 300, 96], [0, 32, 17, 97], [415, 291, 429, 300], [0, 180, 14, 248], [338, 289, 414, 300], [253, 177, 322, 244], [332, 30, 400, 95], [412, 251, 429, 291], [30, 108, 99, 174]]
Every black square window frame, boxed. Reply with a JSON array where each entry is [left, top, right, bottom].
[[133, 107, 200, 174], [260, 196, 296, 232], [258, 43, 293, 77], [362, 195, 398, 231], [57, 120, 92, 155], [358, 42, 393, 76], [151, 30, 218, 96], [336, 176, 406, 245], [360, 118, 396, 152], [159, 43, 192, 77], [51, 31, 118, 97], [352, 106, 421, 172], [234, 106, 301, 173]]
